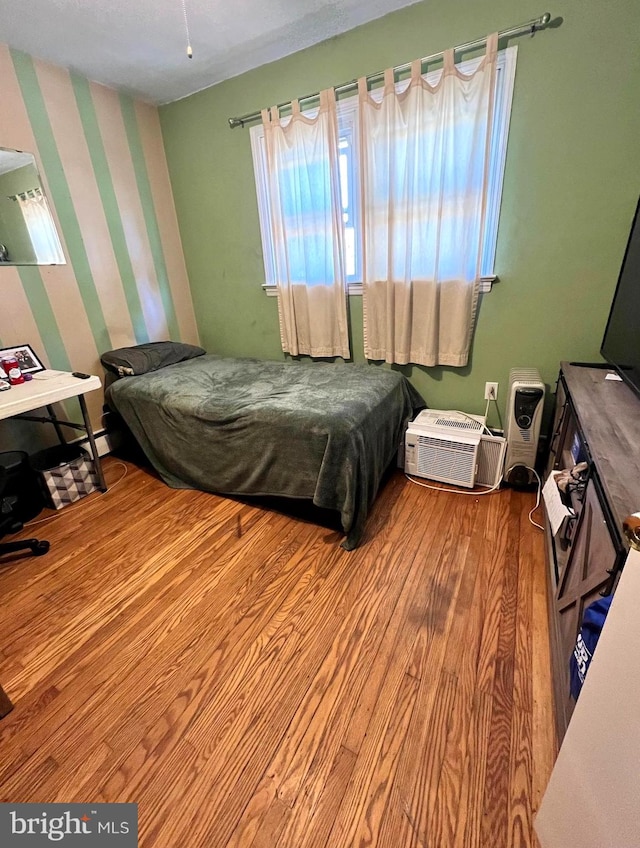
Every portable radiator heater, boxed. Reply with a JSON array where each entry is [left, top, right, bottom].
[[405, 410, 507, 489], [503, 368, 545, 486]]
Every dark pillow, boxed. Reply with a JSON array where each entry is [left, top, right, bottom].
[[100, 341, 205, 377]]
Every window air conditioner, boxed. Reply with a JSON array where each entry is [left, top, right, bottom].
[[404, 409, 507, 488], [405, 410, 507, 489]]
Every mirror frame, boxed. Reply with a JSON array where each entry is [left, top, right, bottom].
[[0, 146, 66, 266]]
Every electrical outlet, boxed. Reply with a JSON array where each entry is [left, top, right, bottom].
[[484, 381, 499, 401]]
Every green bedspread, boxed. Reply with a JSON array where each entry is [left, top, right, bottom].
[[106, 355, 424, 549]]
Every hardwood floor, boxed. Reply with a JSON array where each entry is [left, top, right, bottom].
[[0, 457, 556, 847]]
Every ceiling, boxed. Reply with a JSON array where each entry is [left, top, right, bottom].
[[0, 149, 33, 175], [0, 0, 423, 104]]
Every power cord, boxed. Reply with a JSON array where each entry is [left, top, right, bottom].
[[484, 395, 504, 435], [491, 394, 504, 432], [525, 466, 544, 531], [405, 472, 503, 497], [406, 462, 545, 528]]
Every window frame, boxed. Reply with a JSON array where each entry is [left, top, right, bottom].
[[250, 45, 517, 297]]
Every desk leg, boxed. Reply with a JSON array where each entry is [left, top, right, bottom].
[[0, 684, 13, 719], [78, 394, 107, 493], [46, 404, 67, 444]]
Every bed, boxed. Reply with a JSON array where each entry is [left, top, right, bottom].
[[104, 347, 424, 549]]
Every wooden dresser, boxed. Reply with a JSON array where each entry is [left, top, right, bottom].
[[544, 362, 640, 740]]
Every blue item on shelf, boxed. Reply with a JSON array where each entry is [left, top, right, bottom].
[[570, 594, 614, 700]]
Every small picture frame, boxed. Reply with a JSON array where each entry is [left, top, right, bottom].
[[0, 344, 45, 378]]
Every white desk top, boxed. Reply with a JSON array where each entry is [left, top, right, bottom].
[[0, 370, 102, 420]]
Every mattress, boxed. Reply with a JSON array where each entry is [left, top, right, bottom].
[[106, 355, 424, 549]]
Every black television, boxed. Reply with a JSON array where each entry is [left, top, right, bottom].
[[601, 197, 640, 398]]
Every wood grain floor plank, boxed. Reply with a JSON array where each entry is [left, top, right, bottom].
[[481, 492, 521, 848], [430, 492, 516, 848], [348, 673, 419, 848], [404, 491, 476, 683], [76, 480, 404, 819], [11, 521, 322, 798], [440, 493, 492, 686], [342, 493, 454, 754], [0, 504, 286, 768], [274, 506, 440, 848], [3, 493, 255, 654], [375, 784, 415, 848], [475, 489, 513, 696], [0, 492, 260, 693], [388, 671, 458, 848], [0, 464, 161, 601], [224, 774, 279, 848], [514, 497, 535, 713], [389, 496, 481, 829], [250, 796, 291, 848], [429, 676, 475, 847], [530, 511, 557, 821], [141, 476, 430, 842], [0, 460, 556, 848], [129, 536, 362, 839], [50, 742, 114, 804], [508, 705, 533, 848], [0, 524, 319, 798], [336, 491, 475, 845], [274, 745, 358, 848], [270, 488, 448, 813], [452, 690, 493, 848]]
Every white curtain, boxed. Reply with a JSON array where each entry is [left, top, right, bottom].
[[358, 33, 498, 367], [261, 89, 350, 359], [16, 191, 65, 264]]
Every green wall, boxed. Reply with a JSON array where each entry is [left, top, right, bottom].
[[160, 0, 640, 427]]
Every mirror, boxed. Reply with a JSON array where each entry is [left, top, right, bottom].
[[0, 147, 65, 265]]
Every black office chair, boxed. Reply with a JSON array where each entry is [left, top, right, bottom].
[[0, 466, 49, 558]]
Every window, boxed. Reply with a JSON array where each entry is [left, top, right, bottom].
[[337, 116, 360, 285], [251, 46, 517, 295]]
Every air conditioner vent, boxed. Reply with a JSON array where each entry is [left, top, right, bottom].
[[415, 436, 477, 487], [416, 435, 477, 453], [411, 409, 485, 434], [433, 416, 484, 432], [476, 434, 507, 487]]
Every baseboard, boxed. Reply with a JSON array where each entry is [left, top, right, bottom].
[[70, 428, 122, 457], [95, 430, 123, 456]]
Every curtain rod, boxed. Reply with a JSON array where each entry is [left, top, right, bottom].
[[228, 11, 551, 129]]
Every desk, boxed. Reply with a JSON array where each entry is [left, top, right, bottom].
[[0, 370, 107, 492]]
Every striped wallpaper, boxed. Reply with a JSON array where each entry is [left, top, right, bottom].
[[0, 44, 199, 432]]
